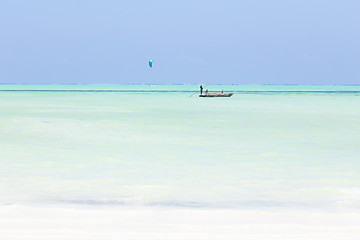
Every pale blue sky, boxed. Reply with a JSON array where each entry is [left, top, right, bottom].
[[0, 0, 359, 84]]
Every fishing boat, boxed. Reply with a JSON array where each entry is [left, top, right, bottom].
[[199, 92, 234, 97]]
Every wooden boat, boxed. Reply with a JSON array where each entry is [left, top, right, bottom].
[[199, 92, 234, 97]]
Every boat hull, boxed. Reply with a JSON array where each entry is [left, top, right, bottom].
[[199, 93, 234, 97]]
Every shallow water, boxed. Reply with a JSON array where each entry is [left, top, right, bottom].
[[0, 85, 359, 211]]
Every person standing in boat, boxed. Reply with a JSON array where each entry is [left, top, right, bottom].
[[200, 85, 203, 95]]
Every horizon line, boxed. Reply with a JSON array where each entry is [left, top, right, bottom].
[[1, 83, 360, 86]]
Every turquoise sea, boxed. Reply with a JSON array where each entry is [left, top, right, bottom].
[[1, 85, 360, 211]]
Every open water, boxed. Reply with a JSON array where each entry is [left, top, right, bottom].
[[0, 85, 359, 211]]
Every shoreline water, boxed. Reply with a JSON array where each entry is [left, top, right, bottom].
[[1, 204, 360, 240]]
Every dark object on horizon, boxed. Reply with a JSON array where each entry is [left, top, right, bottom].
[[200, 85, 203, 95]]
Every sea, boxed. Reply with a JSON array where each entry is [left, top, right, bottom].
[[1, 84, 360, 212]]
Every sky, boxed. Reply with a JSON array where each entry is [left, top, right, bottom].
[[0, 0, 359, 84]]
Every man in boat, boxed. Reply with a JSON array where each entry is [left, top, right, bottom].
[[200, 85, 203, 95]]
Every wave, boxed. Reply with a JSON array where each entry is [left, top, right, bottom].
[[30, 198, 336, 210]]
